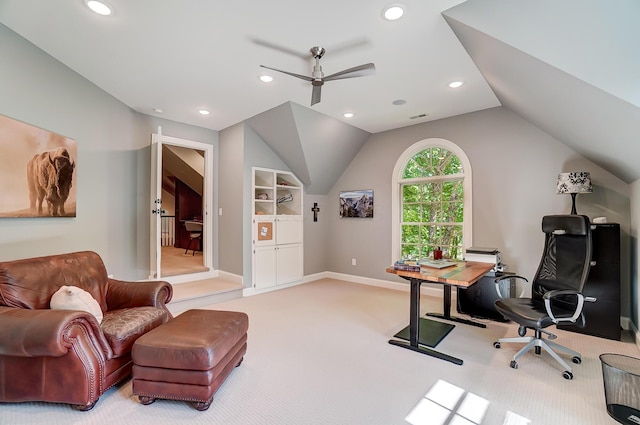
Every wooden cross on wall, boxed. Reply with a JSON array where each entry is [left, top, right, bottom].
[[311, 202, 320, 222]]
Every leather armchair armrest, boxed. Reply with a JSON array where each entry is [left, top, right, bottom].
[[0, 306, 112, 358], [106, 279, 173, 312]]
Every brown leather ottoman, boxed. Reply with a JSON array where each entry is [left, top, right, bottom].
[[131, 309, 248, 411]]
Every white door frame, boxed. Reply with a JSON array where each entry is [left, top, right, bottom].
[[150, 129, 215, 284]]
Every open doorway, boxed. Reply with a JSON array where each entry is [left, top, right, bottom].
[[150, 132, 214, 282], [160, 144, 207, 277]]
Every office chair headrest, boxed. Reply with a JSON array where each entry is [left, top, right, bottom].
[[542, 215, 590, 236]]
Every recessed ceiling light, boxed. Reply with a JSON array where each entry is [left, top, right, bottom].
[[392, 99, 407, 105], [198, 109, 210, 116], [259, 75, 273, 83], [86, 1, 112, 16], [449, 81, 463, 88], [343, 112, 355, 118], [153, 108, 163, 113], [383, 5, 405, 21]]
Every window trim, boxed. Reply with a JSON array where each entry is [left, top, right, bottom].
[[391, 138, 473, 262]]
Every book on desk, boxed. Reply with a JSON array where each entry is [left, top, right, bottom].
[[392, 259, 457, 273], [419, 259, 457, 270]]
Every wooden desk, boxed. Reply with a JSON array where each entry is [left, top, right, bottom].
[[386, 261, 494, 365]]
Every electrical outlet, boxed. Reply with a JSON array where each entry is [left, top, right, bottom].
[[351, 258, 357, 266]]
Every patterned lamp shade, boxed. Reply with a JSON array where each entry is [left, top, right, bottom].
[[556, 171, 592, 214], [556, 171, 593, 194]]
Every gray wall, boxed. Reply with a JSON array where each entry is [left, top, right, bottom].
[[303, 194, 329, 275], [218, 123, 245, 276], [328, 107, 632, 317], [0, 24, 217, 280]]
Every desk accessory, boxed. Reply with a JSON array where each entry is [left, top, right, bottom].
[[420, 259, 457, 270], [556, 171, 592, 214]]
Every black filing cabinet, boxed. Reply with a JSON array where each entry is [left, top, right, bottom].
[[559, 223, 621, 340]]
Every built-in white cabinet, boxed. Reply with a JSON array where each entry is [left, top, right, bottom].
[[253, 245, 276, 290], [252, 167, 303, 290]]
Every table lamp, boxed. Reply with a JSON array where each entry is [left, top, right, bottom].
[[556, 171, 593, 214]]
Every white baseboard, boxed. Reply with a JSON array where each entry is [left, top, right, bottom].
[[323, 271, 443, 297], [621, 316, 631, 331], [157, 269, 244, 286], [239, 270, 442, 297], [216, 270, 243, 285], [624, 317, 640, 352], [242, 278, 307, 297], [162, 269, 218, 285]]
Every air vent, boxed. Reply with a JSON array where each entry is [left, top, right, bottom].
[[410, 113, 428, 119]]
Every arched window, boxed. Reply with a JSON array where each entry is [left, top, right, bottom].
[[391, 138, 472, 261]]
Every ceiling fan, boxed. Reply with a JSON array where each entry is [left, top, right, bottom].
[[260, 46, 375, 106]]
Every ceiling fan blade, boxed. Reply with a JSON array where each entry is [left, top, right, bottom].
[[311, 85, 321, 106], [249, 37, 308, 59], [324, 63, 375, 81], [260, 65, 313, 82]]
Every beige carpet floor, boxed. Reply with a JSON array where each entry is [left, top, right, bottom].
[[1, 278, 637, 425], [160, 245, 208, 277]]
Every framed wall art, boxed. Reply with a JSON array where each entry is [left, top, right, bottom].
[[339, 190, 373, 218], [0, 114, 77, 218]]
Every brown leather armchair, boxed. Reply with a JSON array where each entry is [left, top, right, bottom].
[[0, 251, 173, 410]]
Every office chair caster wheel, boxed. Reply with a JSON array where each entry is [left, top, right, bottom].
[[563, 371, 573, 380], [493, 342, 501, 349], [510, 360, 518, 369], [572, 356, 581, 364], [518, 326, 527, 337]]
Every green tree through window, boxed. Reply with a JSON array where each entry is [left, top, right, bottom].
[[400, 147, 465, 260]]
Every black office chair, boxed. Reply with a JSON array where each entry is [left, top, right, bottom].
[[493, 215, 595, 380], [184, 220, 203, 256]]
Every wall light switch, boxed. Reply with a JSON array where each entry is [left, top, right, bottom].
[[352, 258, 357, 266], [219, 208, 223, 216]]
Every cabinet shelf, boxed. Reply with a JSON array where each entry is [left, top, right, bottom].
[[254, 169, 274, 188], [252, 167, 303, 290], [253, 168, 302, 216]]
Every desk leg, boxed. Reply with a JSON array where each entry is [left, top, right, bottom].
[[409, 277, 420, 347], [389, 278, 463, 365], [426, 284, 487, 328]]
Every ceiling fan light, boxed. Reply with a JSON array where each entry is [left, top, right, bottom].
[[383, 5, 405, 21], [86, 1, 112, 16]]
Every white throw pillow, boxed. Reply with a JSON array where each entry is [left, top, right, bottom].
[[50, 285, 103, 324]]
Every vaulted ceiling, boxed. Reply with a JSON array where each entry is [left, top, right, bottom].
[[443, 0, 640, 183], [1, 0, 638, 186]]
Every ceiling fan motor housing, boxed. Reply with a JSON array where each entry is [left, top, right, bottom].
[[312, 64, 324, 81], [260, 45, 374, 106]]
